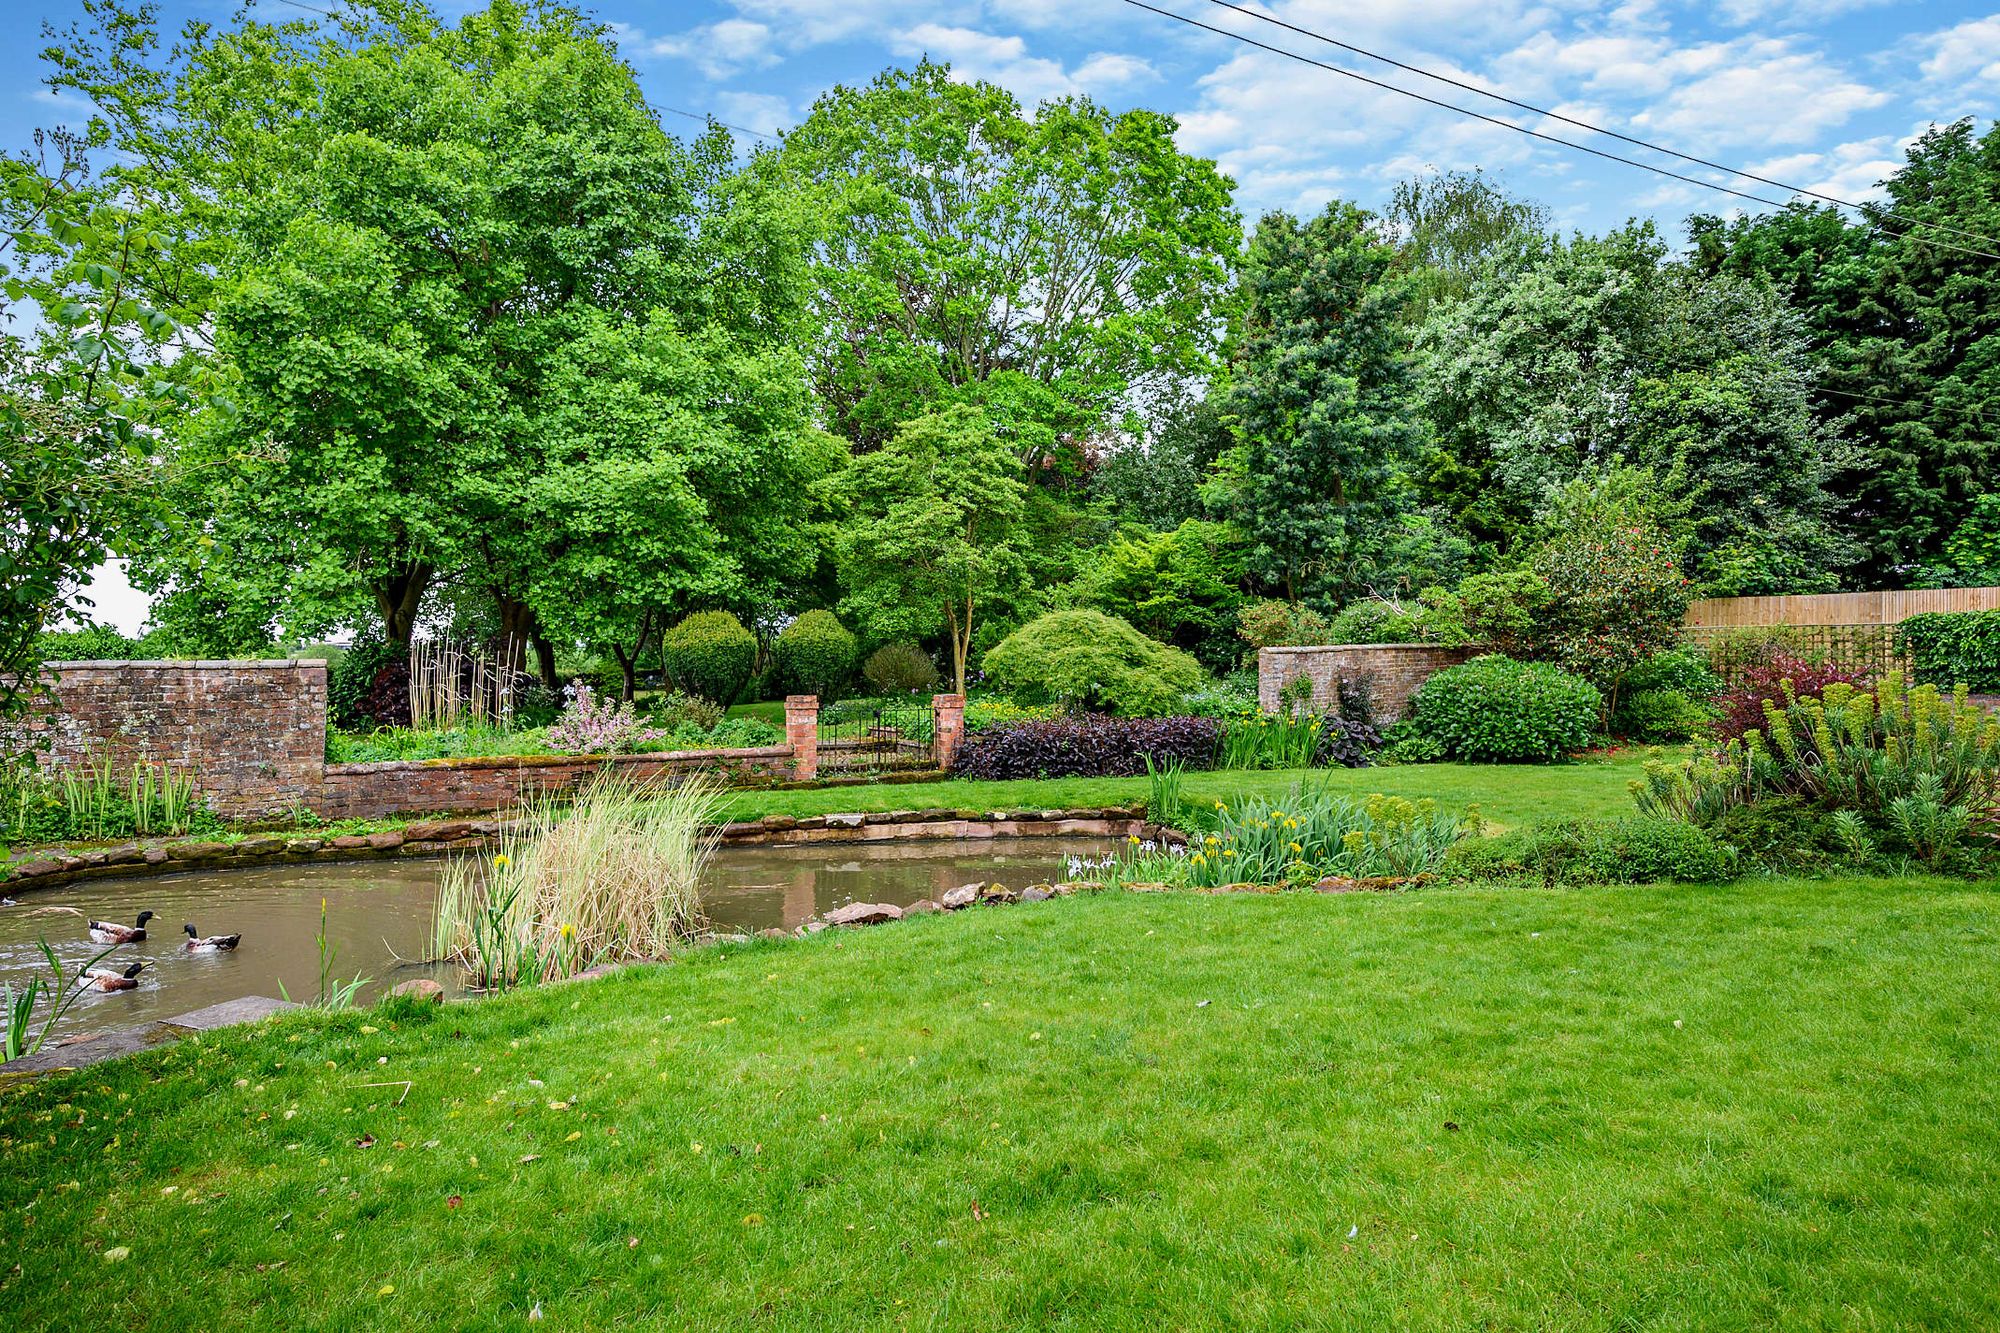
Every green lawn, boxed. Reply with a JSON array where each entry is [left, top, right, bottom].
[[719, 750, 1652, 831], [6, 874, 1998, 1329], [726, 699, 787, 727]]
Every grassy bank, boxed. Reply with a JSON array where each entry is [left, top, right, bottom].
[[5, 875, 1997, 1329], [714, 751, 1650, 831], [4, 755, 1651, 869]]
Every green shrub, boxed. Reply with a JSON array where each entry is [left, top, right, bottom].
[[34, 625, 151, 662], [1235, 600, 1331, 650], [649, 690, 724, 732], [1622, 646, 1722, 699], [1896, 610, 2000, 692], [1617, 689, 1714, 742], [983, 609, 1205, 717], [1454, 568, 1555, 656], [659, 611, 758, 706], [861, 643, 938, 695], [1633, 674, 2000, 871], [1405, 655, 1600, 763], [1326, 589, 1467, 646], [773, 611, 857, 701], [1442, 817, 1736, 884]]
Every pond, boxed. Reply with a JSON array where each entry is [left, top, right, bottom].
[[0, 838, 1113, 1048]]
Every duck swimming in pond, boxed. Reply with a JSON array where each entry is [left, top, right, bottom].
[[89, 911, 155, 945], [183, 923, 241, 953], [82, 962, 147, 991]]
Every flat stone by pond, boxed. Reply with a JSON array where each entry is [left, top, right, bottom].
[[0, 837, 1111, 1047]]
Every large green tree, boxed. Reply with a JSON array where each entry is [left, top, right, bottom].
[[1227, 202, 1426, 607], [1419, 223, 1853, 591], [766, 61, 1240, 472], [1, 125, 208, 730], [52, 0, 819, 669], [823, 404, 1026, 693], [1690, 119, 2000, 585]]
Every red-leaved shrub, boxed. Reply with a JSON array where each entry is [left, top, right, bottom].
[[1712, 653, 1868, 742], [951, 715, 1222, 780]]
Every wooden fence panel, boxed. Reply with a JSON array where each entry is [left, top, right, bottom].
[[1686, 587, 2000, 628], [1681, 586, 2000, 684]]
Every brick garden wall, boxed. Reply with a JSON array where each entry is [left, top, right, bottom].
[[24, 660, 329, 819], [1257, 644, 1483, 723], [21, 670, 975, 823], [317, 748, 795, 821]]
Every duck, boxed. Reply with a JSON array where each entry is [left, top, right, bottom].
[[183, 923, 241, 953], [82, 962, 147, 992], [88, 911, 155, 945]]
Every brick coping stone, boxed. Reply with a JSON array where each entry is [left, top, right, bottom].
[[0, 807, 1156, 893]]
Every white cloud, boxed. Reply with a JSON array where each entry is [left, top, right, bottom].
[[891, 24, 1156, 104], [1747, 134, 1903, 204], [626, 18, 781, 80], [1918, 15, 2000, 91], [1713, 0, 1895, 24], [1625, 41, 1887, 147], [714, 91, 796, 145]]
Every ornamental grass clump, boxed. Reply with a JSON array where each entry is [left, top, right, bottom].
[[1634, 672, 2000, 870], [432, 775, 721, 988], [1106, 780, 1471, 889]]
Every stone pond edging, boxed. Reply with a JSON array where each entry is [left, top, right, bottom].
[[0, 807, 1173, 893]]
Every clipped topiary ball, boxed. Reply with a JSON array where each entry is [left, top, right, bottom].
[[774, 610, 858, 702], [982, 609, 1205, 717], [660, 610, 758, 706]]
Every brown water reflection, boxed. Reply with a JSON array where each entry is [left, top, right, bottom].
[[0, 837, 1110, 1046]]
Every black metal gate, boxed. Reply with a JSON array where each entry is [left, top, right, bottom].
[[817, 701, 935, 774]]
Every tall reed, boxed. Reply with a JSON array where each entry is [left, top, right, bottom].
[[433, 775, 722, 988], [53, 753, 202, 839], [409, 639, 517, 732]]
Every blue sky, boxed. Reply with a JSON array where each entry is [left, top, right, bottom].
[[7, 0, 1999, 631], [8, 0, 1999, 236]]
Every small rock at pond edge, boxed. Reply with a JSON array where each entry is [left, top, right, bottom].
[[387, 979, 445, 1004], [822, 901, 903, 927]]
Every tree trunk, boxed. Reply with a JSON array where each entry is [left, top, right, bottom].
[[946, 595, 971, 695], [611, 643, 637, 703], [375, 563, 433, 647], [490, 592, 536, 678], [530, 632, 558, 689]]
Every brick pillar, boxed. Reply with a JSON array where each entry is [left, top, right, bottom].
[[784, 695, 818, 781], [932, 693, 966, 771]]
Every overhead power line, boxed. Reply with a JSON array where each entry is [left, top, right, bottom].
[[1120, 0, 2000, 265], [658, 105, 782, 144], [1191, 0, 2000, 256]]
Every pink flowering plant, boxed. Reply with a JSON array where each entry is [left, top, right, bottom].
[[545, 684, 669, 755]]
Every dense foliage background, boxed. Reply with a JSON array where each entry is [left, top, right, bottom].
[[5, 0, 1997, 714]]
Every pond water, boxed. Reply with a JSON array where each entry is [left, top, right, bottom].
[[0, 838, 1111, 1047]]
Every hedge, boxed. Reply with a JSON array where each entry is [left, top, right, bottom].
[[1896, 610, 2000, 692]]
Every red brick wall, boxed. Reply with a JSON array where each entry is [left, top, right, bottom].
[[1258, 645, 1483, 723], [25, 660, 328, 819], [318, 748, 795, 820]]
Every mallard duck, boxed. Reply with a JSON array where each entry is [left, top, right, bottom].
[[88, 911, 155, 945], [82, 962, 147, 991], [183, 923, 241, 953]]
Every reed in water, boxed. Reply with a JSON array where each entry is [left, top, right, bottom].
[[433, 774, 721, 988]]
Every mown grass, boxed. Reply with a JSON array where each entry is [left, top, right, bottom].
[[5, 875, 1997, 1330], [714, 750, 1652, 831]]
